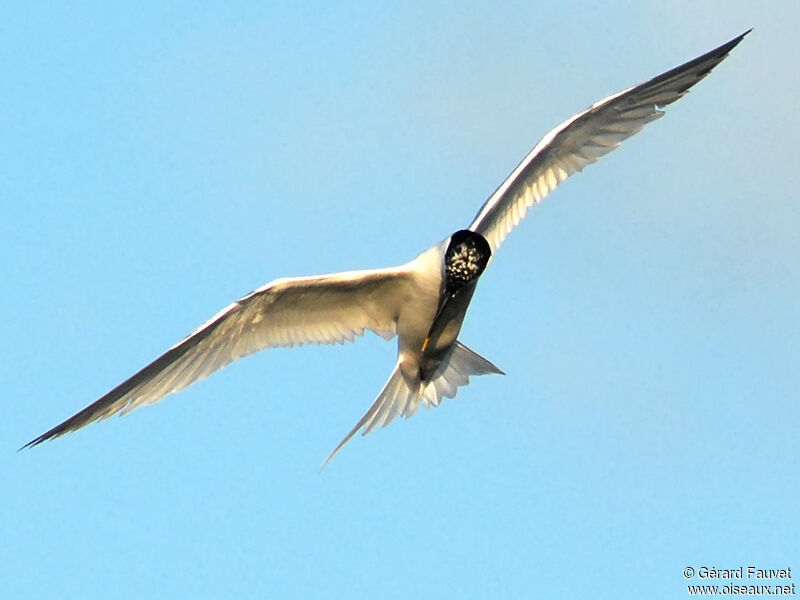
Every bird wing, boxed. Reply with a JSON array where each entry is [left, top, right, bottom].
[[24, 267, 410, 447], [469, 30, 749, 253]]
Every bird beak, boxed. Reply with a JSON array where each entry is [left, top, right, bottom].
[[422, 293, 453, 351], [421, 294, 454, 352], [421, 281, 477, 353]]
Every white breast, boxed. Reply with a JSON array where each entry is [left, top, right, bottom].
[[395, 240, 447, 358]]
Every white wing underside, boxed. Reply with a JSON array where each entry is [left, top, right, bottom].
[[469, 31, 749, 252], [25, 267, 410, 446]]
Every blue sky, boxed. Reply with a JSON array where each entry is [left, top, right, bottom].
[[3, 2, 797, 598]]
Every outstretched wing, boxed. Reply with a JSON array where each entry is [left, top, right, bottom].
[[24, 267, 410, 448], [469, 30, 750, 252]]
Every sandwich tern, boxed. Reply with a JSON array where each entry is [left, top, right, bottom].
[[24, 31, 749, 464]]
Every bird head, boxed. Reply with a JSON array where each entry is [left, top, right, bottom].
[[420, 230, 491, 354], [443, 229, 491, 297]]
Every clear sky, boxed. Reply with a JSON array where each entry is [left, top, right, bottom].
[[3, 2, 797, 598]]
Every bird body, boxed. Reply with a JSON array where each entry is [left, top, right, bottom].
[[24, 31, 750, 463]]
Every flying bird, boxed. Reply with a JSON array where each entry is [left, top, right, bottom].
[[24, 31, 749, 464]]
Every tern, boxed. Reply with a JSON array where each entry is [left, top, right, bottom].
[[24, 31, 748, 464]]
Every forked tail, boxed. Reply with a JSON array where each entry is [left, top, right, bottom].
[[322, 341, 503, 468]]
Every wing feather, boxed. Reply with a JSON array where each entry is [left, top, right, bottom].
[[23, 267, 410, 447], [469, 30, 750, 252]]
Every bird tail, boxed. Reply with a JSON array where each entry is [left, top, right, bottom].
[[322, 342, 503, 468]]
